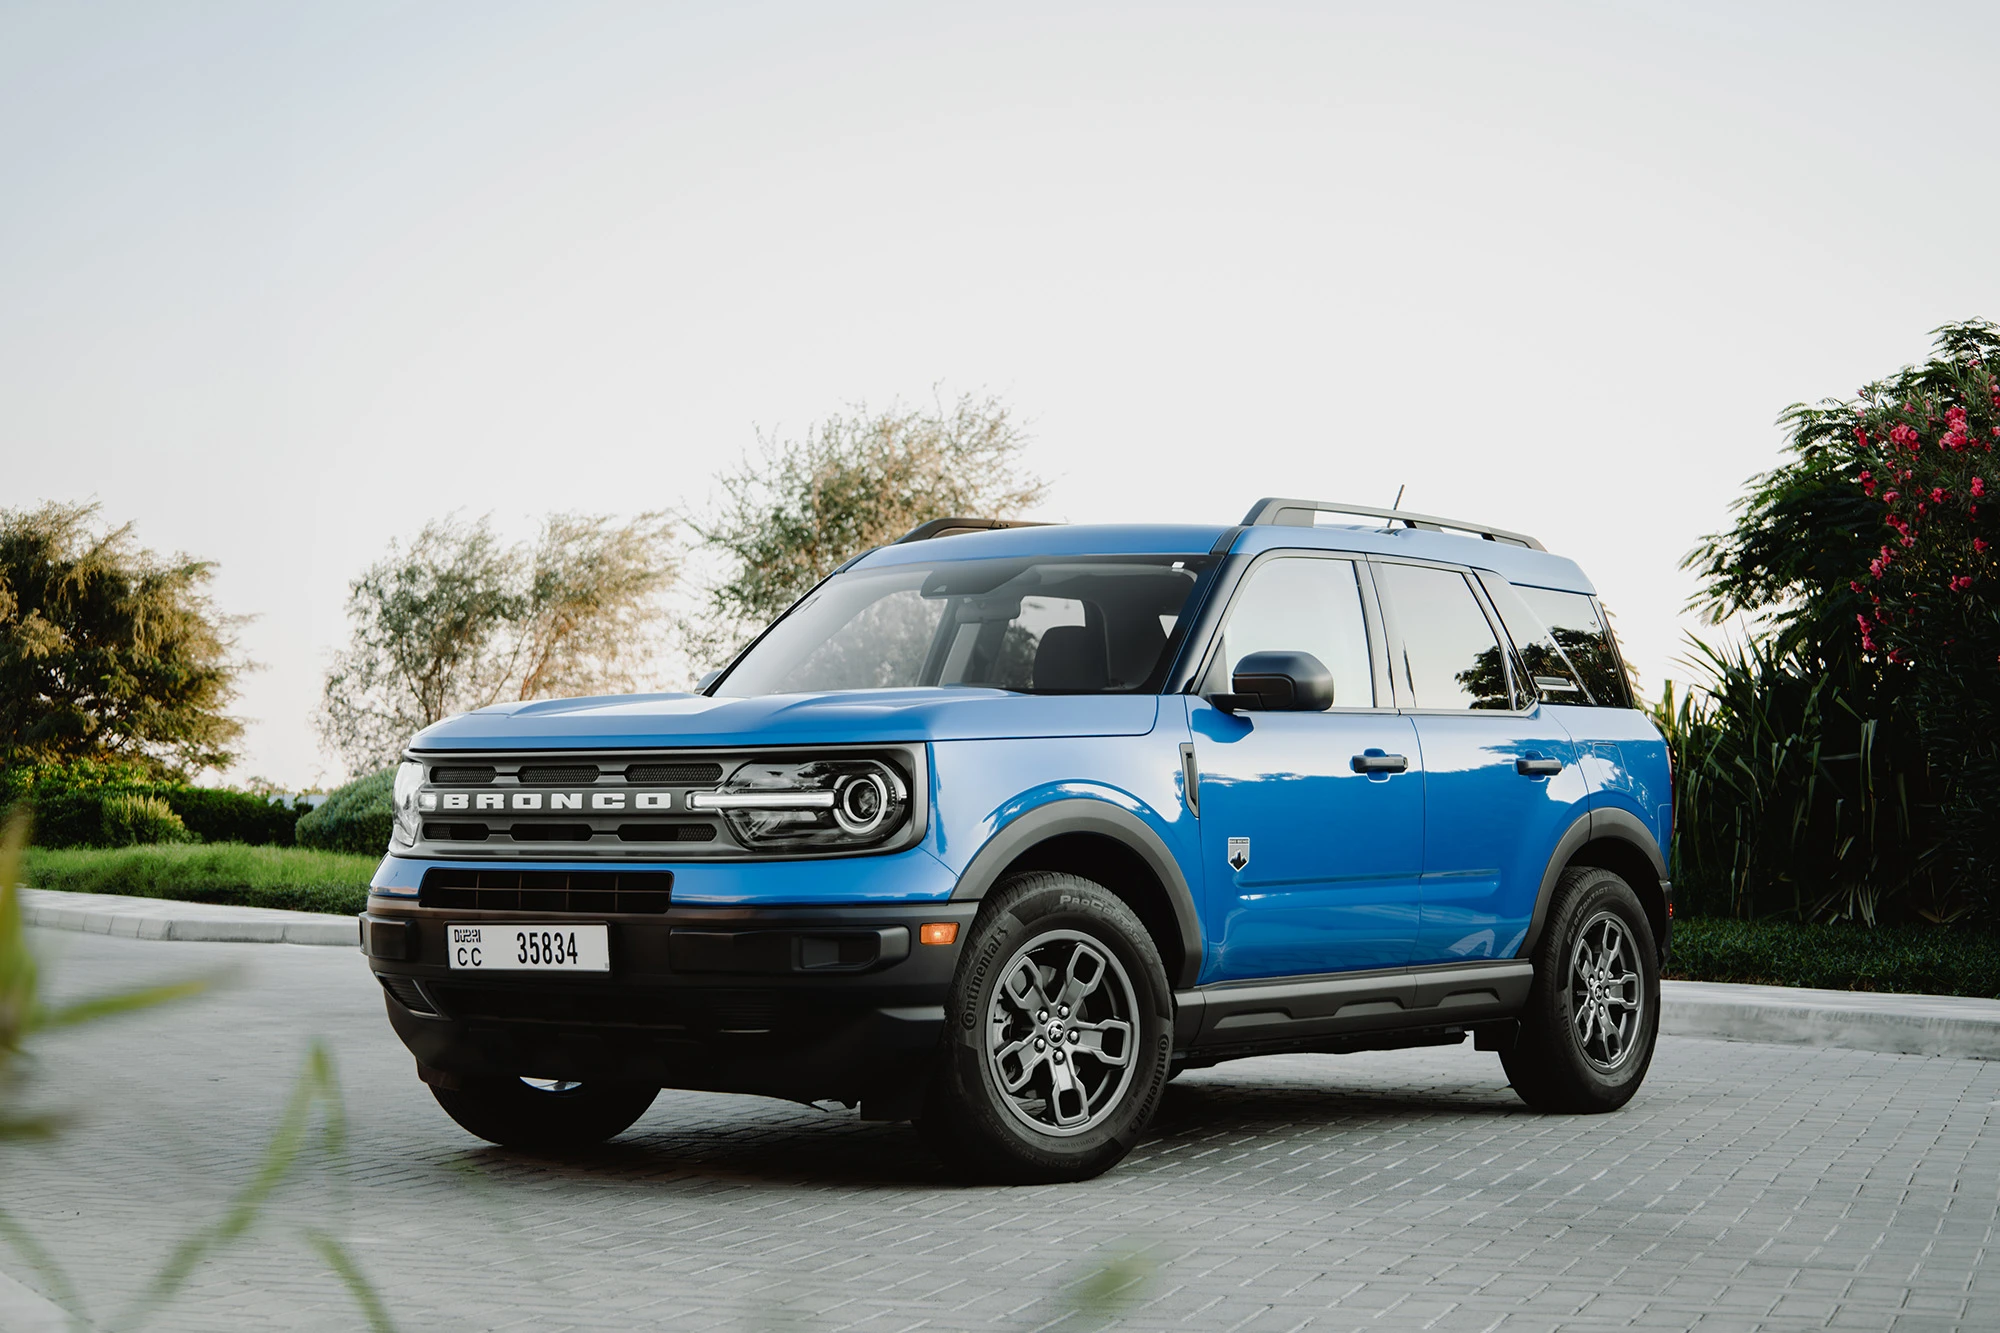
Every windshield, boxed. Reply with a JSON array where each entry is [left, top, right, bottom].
[[713, 554, 1214, 697]]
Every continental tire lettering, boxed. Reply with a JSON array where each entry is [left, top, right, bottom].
[[962, 924, 1010, 1029]]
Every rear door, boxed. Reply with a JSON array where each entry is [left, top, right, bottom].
[[1187, 552, 1424, 982], [1371, 559, 1587, 965]]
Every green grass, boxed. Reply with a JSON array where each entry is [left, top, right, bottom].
[[1667, 918, 2000, 1000], [24, 843, 378, 916]]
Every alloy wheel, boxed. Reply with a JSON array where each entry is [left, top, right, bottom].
[[1566, 909, 1644, 1072], [984, 930, 1139, 1137]]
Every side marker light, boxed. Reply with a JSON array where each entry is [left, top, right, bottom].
[[919, 922, 959, 946]]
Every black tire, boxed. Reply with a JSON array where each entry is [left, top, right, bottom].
[[921, 872, 1173, 1183], [430, 1076, 659, 1152], [1502, 866, 1660, 1113]]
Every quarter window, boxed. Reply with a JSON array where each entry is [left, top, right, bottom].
[[1488, 583, 1632, 708], [1375, 562, 1512, 711], [1211, 557, 1374, 708]]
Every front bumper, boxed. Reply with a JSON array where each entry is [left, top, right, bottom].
[[362, 897, 975, 1111]]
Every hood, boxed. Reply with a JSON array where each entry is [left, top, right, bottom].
[[409, 688, 1164, 752]]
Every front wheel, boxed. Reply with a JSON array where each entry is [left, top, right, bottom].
[[922, 872, 1173, 1182], [1502, 865, 1660, 1113], [430, 1075, 659, 1152]]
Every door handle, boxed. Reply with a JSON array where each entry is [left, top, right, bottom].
[[1350, 753, 1408, 774], [1515, 756, 1563, 776]]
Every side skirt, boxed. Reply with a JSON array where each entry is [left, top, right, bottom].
[[1172, 960, 1533, 1064]]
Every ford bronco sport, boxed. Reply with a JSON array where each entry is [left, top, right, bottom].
[[360, 497, 1671, 1182]]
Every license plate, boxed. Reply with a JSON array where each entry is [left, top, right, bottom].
[[447, 923, 610, 972]]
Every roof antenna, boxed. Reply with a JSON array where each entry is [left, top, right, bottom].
[[1391, 484, 1406, 510]]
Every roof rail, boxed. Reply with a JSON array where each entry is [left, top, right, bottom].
[[1240, 497, 1545, 551], [894, 516, 1053, 544]]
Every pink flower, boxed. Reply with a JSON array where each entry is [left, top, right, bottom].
[[1888, 648, 1907, 663], [1932, 487, 1948, 503], [1883, 490, 1900, 503], [1902, 535, 1916, 547], [1950, 575, 1974, 593], [1972, 477, 1986, 498], [1977, 539, 1991, 555], [1869, 559, 1884, 577], [1850, 580, 1865, 593]]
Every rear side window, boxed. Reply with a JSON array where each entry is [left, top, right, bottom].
[[1483, 578, 1632, 708], [1374, 562, 1512, 710]]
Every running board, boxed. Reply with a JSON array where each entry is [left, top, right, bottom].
[[1173, 960, 1534, 1056]]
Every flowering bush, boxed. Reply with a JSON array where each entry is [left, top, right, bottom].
[[1838, 352, 1999, 668], [1690, 320, 2000, 918]]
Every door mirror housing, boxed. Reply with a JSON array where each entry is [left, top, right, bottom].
[[1210, 650, 1336, 713]]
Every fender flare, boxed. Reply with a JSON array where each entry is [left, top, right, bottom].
[[1519, 807, 1668, 959], [949, 797, 1204, 990]]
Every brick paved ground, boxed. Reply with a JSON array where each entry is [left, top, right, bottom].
[[5, 929, 1996, 1332]]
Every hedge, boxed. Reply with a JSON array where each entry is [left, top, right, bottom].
[[1666, 918, 2000, 1000], [25, 844, 377, 915], [21, 785, 304, 849], [294, 769, 394, 855]]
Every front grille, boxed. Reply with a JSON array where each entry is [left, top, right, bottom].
[[419, 867, 672, 914], [379, 975, 438, 1014], [518, 764, 600, 785], [423, 821, 720, 844], [402, 745, 921, 861], [616, 822, 717, 842], [624, 762, 724, 785]]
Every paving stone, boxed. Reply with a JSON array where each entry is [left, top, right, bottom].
[[3, 928, 1998, 1331]]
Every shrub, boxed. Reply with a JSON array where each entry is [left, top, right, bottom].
[[155, 787, 301, 847], [1654, 638, 1938, 924], [294, 768, 394, 855], [1686, 319, 2000, 919], [24, 843, 377, 916], [1666, 918, 2000, 1000], [98, 793, 195, 847], [4, 777, 303, 850]]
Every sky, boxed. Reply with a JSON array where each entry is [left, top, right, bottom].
[[5, 0, 1999, 787]]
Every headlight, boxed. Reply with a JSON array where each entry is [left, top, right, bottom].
[[391, 760, 424, 848], [688, 757, 910, 849]]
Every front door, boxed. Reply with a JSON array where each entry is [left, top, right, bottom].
[[1188, 553, 1424, 983]]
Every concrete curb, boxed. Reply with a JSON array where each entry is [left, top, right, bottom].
[[18, 889, 2000, 1059], [1661, 979, 2000, 1061], [18, 887, 357, 947]]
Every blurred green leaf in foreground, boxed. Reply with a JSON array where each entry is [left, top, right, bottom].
[[0, 808, 398, 1331]]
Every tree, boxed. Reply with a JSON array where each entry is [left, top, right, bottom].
[[0, 502, 244, 776], [684, 393, 1048, 671], [318, 511, 676, 774], [1684, 319, 2000, 916]]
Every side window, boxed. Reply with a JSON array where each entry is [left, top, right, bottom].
[[1212, 556, 1374, 708], [1375, 562, 1512, 711], [1493, 583, 1632, 708]]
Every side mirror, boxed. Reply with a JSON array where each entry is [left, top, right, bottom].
[[1210, 650, 1335, 713]]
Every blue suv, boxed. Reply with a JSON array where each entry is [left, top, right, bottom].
[[360, 498, 1672, 1181]]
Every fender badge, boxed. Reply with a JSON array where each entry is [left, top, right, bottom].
[[1227, 837, 1250, 871]]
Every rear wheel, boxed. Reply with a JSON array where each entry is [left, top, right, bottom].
[[1502, 866, 1660, 1113], [922, 872, 1173, 1182], [430, 1075, 659, 1152]]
